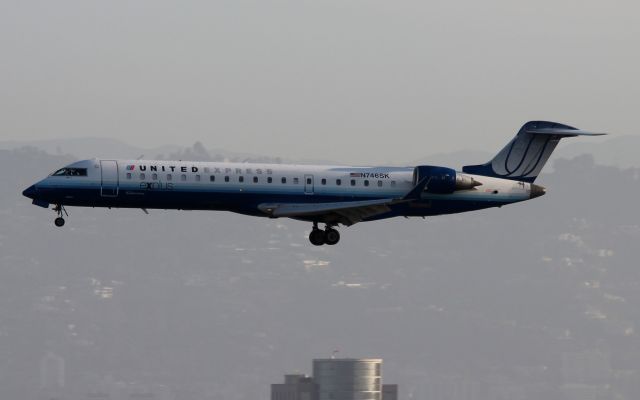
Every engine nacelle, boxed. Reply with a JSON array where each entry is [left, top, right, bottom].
[[413, 166, 481, 194]]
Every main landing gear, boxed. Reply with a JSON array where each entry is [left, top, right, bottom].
[[309, 222, 341, 246], [53, 204, 68, 227]]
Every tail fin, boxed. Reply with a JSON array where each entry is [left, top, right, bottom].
[[462, 121, 606, 182]]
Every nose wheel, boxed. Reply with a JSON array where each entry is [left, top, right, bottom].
[[308, 223, 341, 246], [53, 204, 68, 227]]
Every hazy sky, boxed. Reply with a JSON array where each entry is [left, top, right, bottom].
[[1, 0, 638, 163]]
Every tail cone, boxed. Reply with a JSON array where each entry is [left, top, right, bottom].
[[530, 184, 546, 199]]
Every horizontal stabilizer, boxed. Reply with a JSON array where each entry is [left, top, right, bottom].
[[524, 128, 607, 137]]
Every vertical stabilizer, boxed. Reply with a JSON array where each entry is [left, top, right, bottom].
[[462, 121, 606, 182]]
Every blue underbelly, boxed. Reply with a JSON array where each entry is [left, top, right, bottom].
[[40, 186, 507, 220]]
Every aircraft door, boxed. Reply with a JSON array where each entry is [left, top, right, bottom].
[[304, 174, 314, 194], [100, 160, 119, 197]]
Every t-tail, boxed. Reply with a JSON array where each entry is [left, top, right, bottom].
[[462, 121, 606, 183]]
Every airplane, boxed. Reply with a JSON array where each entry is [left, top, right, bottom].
[[22, 121, 604, 245]]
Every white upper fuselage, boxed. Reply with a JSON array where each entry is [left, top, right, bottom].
[[21, 120, 598, 245], [31, 158, 533, 207]]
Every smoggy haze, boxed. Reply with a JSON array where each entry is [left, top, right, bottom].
[[0, 1, 636, 164]]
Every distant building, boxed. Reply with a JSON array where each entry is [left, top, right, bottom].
[[382, 384, 398, 400], [272, 374, 317, 400], [272, 358, 397, 400], [314, 359, 382, 400]]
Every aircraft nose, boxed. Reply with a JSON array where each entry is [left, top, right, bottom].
[[22, 184, 38, 199], [530, 184, 546, 199]]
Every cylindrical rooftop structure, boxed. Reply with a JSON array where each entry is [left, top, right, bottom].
[[313, 358, 382, 400]]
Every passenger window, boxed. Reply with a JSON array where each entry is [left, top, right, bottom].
[[364, 180, 369, 187], [391, 180, 396, 187], [195, 175, 201, 181], [181, 174, 187, 181], [378, 180, 383, 187], [167, 174, 172, 181], [267, 177, 273, 183], [210, 175, 215, 182], [321, 178, 326, 185], [351, 179, 356, 186], [281, 177, 287, 184], [224, 176, 230, 182], [140, 173, 146, 180], [152, 173, 158, 180], [253, 176, 258, 183], [239, 176, 244, 183], [126, 173, 132, 179], [293, 177, 299, 184], [336, 179, 341, 186]]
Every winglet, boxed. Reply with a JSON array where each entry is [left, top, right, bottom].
[[402, 177, 429, 200]]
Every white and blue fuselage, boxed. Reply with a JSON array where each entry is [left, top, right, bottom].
[[24, 159, 534, 220], [22, 121, 603, 245]]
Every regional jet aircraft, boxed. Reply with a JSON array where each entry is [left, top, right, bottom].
[[23, 121, 604, 245]]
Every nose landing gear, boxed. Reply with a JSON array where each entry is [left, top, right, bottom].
[[53, 205, 68, 227], [308, 222, 341, 246]]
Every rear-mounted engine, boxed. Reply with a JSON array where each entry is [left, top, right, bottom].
[[413, 166, 482, 194]]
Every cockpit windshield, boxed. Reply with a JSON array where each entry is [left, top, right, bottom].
[[51, 168, 88, 177]]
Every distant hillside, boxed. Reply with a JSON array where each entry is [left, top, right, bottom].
[[0, 138, 340, 165], [0, 137, 182, 160], [556, 135, 640, 169], [414, 135, 638, 170], [2, 134, 636, 169], [412, 150, 493, 170]]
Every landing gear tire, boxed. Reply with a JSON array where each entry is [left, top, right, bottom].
[[324, 228, 340, 245], [309, 229, 326, 246], [53, 204, 68, 227]]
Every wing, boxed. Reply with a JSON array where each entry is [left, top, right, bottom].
[[258, 198, 397, 226], [257, 177, 430, 226]]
